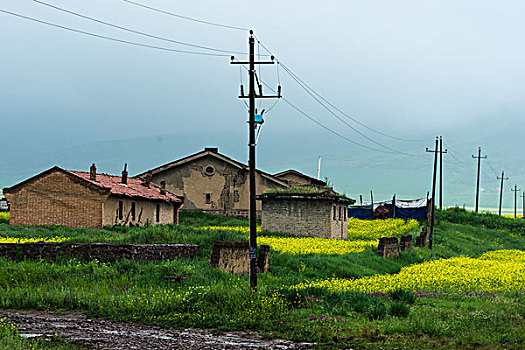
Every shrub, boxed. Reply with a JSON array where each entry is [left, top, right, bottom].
[[389, 301, 411, 317], [365, 299, 387, 320], [389, 289, 416, 304]]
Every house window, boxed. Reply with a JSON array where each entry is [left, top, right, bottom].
[[131, 202, 136, 221], [204, 165, 215, 176], [205, 193, 211, 204], [344, 206, 347, 221], [156, 204, 160, 223], [333, 206, 336, 220], [339, 206, 342, 221], [118, 201, 123, 220]]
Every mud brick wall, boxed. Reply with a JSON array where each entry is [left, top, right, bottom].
[[400, 235, 413, 251], [5, 171, 107, 228], [0, 243, 199, 262], [209, 241, 270, 274], [260, 198, 348, 239], [377, 237, 400, 258]]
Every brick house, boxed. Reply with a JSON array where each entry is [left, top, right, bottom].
[[257, 192, 355, 239], [273, 169, 327, 188], [137, 147, 290, 217], [3, 164, 183, 228]]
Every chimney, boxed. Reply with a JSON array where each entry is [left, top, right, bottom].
[[160, 181, 166, 195], [89, 163, 97, 181], [143, 170, 152, 188], [121, 163, 128, 185], [204, 147, 218, 153]]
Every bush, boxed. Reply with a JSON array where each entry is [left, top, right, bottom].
[[389, 301, 411, 317], [365, 299, 387, 320], [389, 289, 416, 304]]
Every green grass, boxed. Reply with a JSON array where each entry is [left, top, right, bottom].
[[0, 210, 524, 348], [0, 317, 84, 349]]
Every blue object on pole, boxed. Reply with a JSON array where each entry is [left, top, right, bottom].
[[254, 114, 264, 123]]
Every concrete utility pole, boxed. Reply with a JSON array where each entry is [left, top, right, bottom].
[[521, 191, 525, 219], [511, 185, 521, 218], [471, 147, 487, 213], [438, 136, 448, 210], [426, 137, 440, 249], [231, 31, 280, 291], [317, 156, 322, 180], [497, 171, 509, 216]]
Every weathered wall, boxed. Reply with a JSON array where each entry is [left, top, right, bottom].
[[151, 155, 285, 214], [4, 171, 107, 228], [209, 241, 270, 274], [260, 199, 348, 239], [377, 237, 400, 258], [0, 242, 198, 262], [103, 197, 176, 226]]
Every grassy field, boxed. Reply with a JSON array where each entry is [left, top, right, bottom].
[[0, 210, 524, 349]]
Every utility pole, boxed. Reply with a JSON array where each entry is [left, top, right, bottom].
[[521, 191, 525, 219], [438, 136, 448, 210], [317, 156, 322, 180], [511, 185, 521, 218], [231, 31, 280, 291], [426, 137, 439, 249], [471, 147, 487, 213], [497, 171, 508, 216], [370, 190, 374, 218]]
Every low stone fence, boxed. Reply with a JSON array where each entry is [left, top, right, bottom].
[[0, 242, 199, 262], [210, 241, 270, 274]]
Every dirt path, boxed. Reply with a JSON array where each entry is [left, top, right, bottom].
[[1, 310, 312, 349]]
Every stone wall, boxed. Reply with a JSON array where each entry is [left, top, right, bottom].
[[260, 198, 348, 239], [209, 241, 270, 274], [0, 242, 198, 262], [377, 237, 400, 258], [4, 171, 108, 228]]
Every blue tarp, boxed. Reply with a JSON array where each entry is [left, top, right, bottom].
[[348, 198, 428, 221]]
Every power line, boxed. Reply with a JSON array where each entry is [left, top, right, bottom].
[[122, 0, 249, 32], [33, 0, 247, 55], [277, 62, 420, 157], [0, 9, 231, 57], [253, 35, 420, 143], [258, 78, 405, 154]]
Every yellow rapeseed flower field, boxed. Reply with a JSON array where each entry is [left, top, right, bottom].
[[197, 218, 418, 255], [0, 212, 9, 221], [293, 249, 525, 293], [347, 218, 419, 240], [0, 236, 66, 244]]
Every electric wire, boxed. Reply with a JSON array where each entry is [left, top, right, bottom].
[[33, 0, 247, 55], [122, 0, 249, 31], [278, 61, 420, 156], [0, 9, 232, 57], [253, 35, 421, 143], [258, 79, 406, 154]]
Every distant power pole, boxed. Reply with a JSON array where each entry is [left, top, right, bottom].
[[231, 30, 281, 291], [317, 156, 322, 180], [426, 137, 440, 249], [438, 136, 448, 210], [471, 147, 487, 213], [511, 185, 521, 219], [497, 171, 509, 216], [521, 191, 525, 219]]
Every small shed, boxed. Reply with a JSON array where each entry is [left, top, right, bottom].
[[257, 191, 355, 239]]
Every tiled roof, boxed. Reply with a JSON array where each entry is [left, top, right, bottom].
[[68, 170, 182, 203]]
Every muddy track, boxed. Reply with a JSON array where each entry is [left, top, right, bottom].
[[1, 310, 312, 349]]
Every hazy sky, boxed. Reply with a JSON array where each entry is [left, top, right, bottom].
[[1, 0, 524, 209]]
